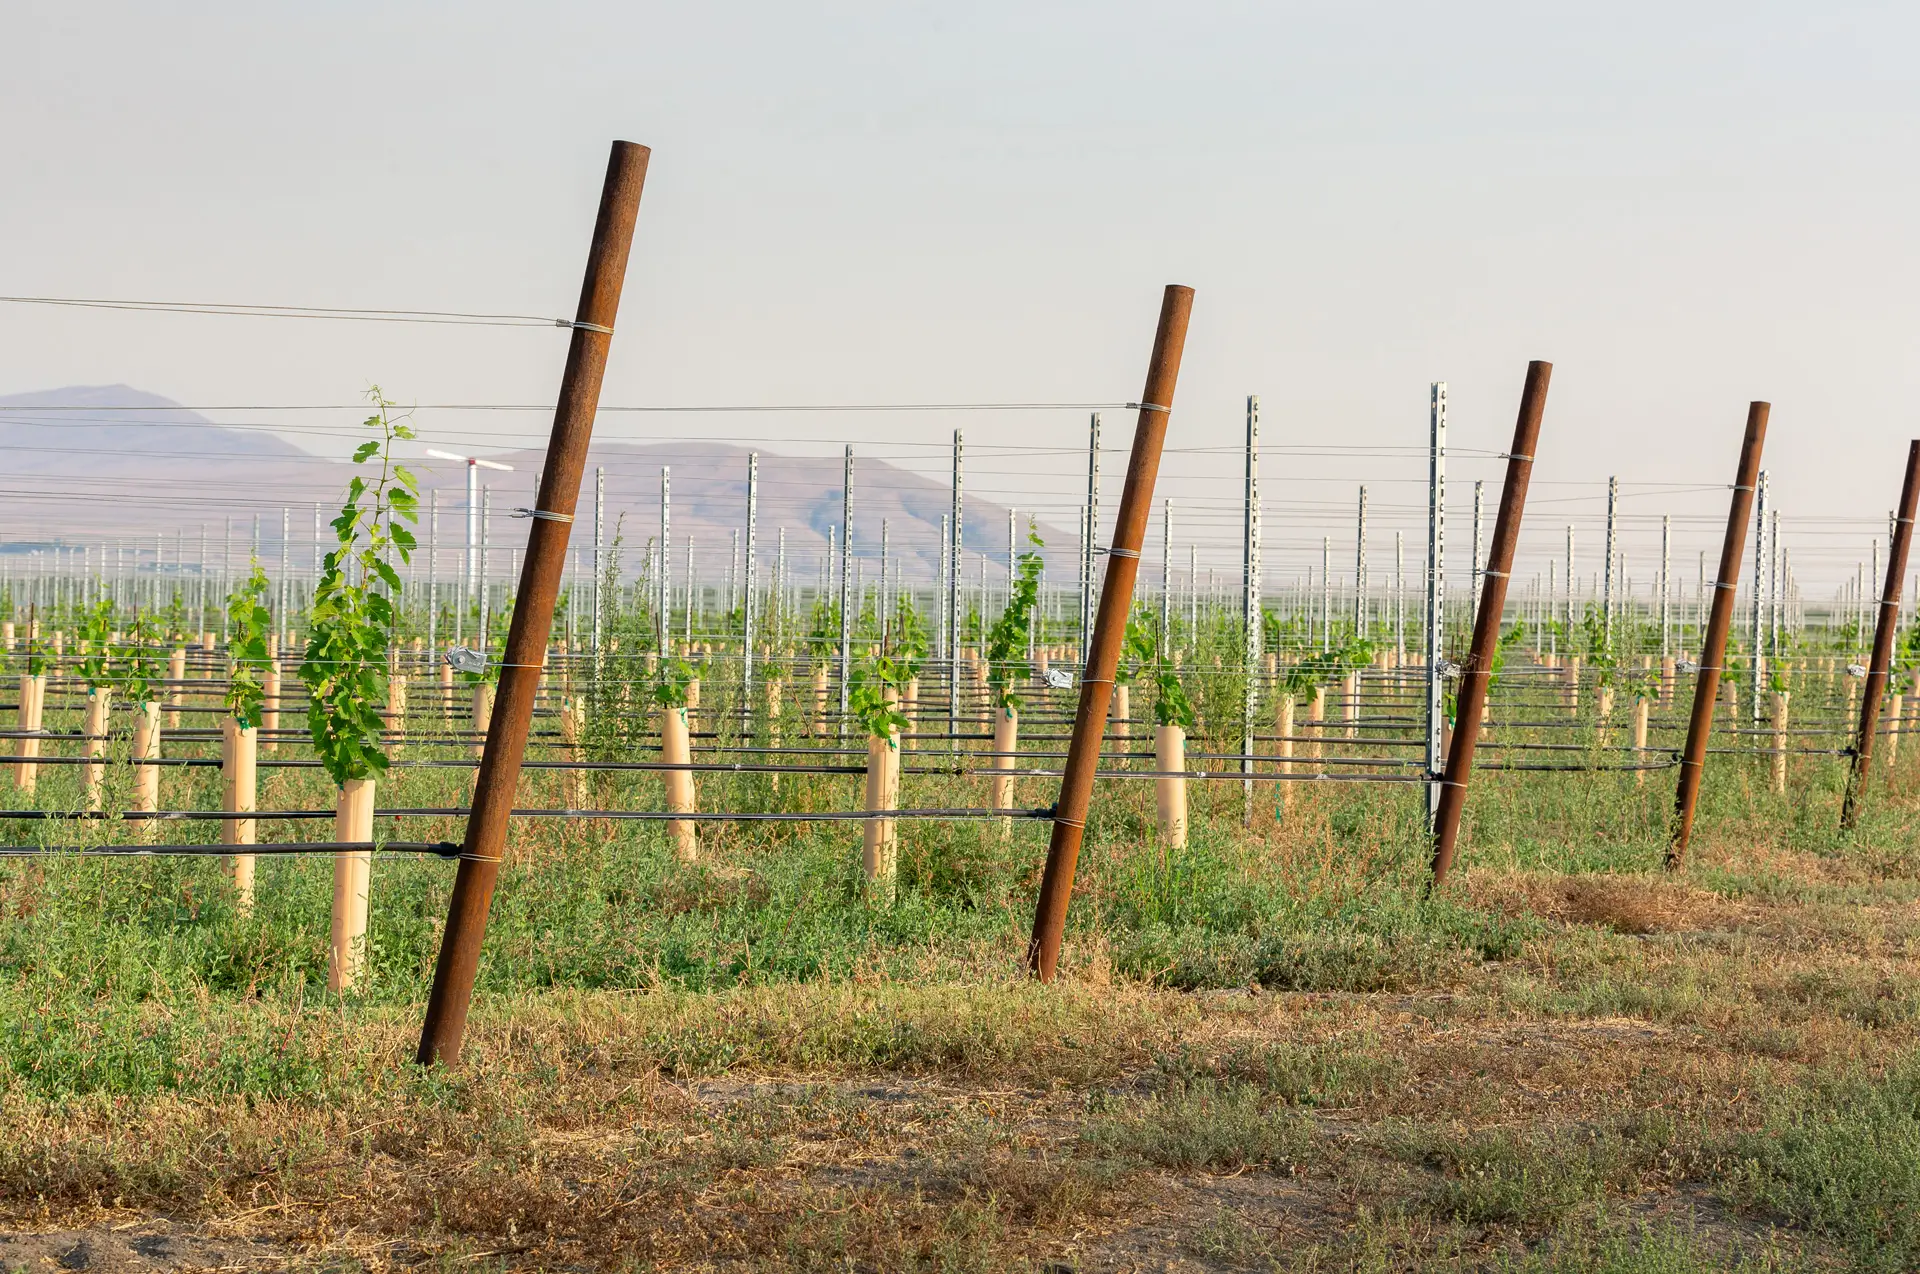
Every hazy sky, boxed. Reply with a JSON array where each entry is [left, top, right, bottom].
[[5, 2, 1916, 594]]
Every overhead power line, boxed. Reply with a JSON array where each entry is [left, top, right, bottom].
[[0, 294, 589, 329]]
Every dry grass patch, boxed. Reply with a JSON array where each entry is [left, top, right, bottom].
[[1472, 871, 1757, 936]]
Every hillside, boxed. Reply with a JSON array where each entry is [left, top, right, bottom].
[[0, 388, 1074, 582]]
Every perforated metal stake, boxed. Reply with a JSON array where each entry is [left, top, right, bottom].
[[1242, 395, 1261, 822], [1424, 383, 1447, 826]]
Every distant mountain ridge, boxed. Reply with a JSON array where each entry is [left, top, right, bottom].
[[0, 387, 1073, 583], [0, 384, 308, 464]]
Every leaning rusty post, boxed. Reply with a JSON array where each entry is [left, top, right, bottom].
[[1666, 403, 1769, 869], [1840, 440, 1920, 830], [417, 141, 649, 1066], [1428, 362, 1550, 889], [1027, 285, 1193, 981]]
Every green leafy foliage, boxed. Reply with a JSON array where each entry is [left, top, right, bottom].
[[1485, 621, 1532, 700], [1891, 624, 1920, 695], [224, 562, 274, 728], [76, 598, 114, 690], [299, 389, 417, 786], [117, 611, 165, 705], [1116, 612, 1154, 686], [889, 592, 928, 679], [984, 522, 1044, 711], [18, 607, 47, 678], [1126, 618, 1195, 730], [652, 655, 696, 709], [849, 654, 912, 741], [806, 597, 841, 661], [1280, 634, 1373, 702]]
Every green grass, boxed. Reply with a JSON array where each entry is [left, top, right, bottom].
[[0, 654, 1917, 1268], [1724, 1057, 1920, 1271], [1081, 1080, 1315, 1171]]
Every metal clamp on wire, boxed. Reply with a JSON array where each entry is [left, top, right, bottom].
[[559, 320, 614, 334], [510, 507, 573, 523], [1101, 547, 1139, 559], [445, 646, 547, 674]]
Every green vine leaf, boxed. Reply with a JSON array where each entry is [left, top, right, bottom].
[[299, 387, 415, 787], [985, 522, 1045, 712], [224, 562, 275, 728]]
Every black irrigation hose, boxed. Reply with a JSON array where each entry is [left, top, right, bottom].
[[0, 840, 461, 858], [0, 809, 1059, 838], [1479, 760, 1681, 773]]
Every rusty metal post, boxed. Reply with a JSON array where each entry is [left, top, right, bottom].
[[1428, 361, 1550, 889], [417, 141, 649, 1065], [1027, 285, 1193, 981], [1666, 403, 1769, 869], [1840, 440, 1920, 829]]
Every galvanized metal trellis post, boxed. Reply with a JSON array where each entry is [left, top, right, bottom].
[[1660, 514, 1671, 658], [1565, 525, 1575, 629], [1751, 471, 1769, 726], [657, 467, 670, 651], [838, 447, 854, 727], [1320, 535, 1330, 650], [1160, 502, 1173, 651], [743, 453, 758, 701], [1667, 402, 1769, 870], [1424, 382, 1447, 825], [279, 508, 290, 638], [310, 505, 321, 634], [1472, 479, 1485, 618], [1028, 284, 1193, 982], [1840, 440, 1920, 830], [1429, 362, 1550, 887], [479, 487, 492, 647], [1242, 394, 1261, 820], [1772, 510, 1783, 655], [948, 432, 963, 745], [1394, 530, 1405, 656], [1871, 540, 1880, 650], [1355, 487, 1368, 632], [465, 458, 480, 612], [1082, 412, 1100, 660], [591, 467, 605, 652], [417, 139, 649, 1066], [428, 490, 439, 654], [1189, 544, 1198, 638], [1603, 477, 1617, 645], [937, 515, 950, 661], [1008, 507, 1018, 637]]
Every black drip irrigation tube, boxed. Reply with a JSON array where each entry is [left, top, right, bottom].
[[0, 840, 462, 859]]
